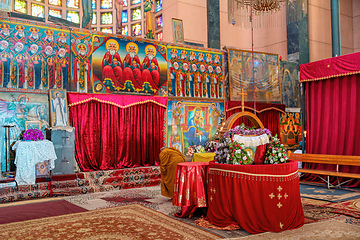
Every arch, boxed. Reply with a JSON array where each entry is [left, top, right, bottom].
[[219, 111, 264, 138]]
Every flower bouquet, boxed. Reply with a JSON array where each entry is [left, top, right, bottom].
[[264, 134, 288, 164], [186, 145, 205, 157], [22, 129, 44, 141], [228, 141, 253, 165]]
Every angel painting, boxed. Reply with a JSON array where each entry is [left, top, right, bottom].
[[0, 94, 49, 142]]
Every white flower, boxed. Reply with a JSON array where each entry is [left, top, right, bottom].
[[278, 153, 282, 157], [243, 156, 247, 160], [270, 159, 273, 164], [247, 152, 250, 156], [272, 150, 276, 154]]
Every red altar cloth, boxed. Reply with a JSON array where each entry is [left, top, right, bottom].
[[173, 162, 209, 217], [206, 161, 304, 234], [300, 51, 360, 82]]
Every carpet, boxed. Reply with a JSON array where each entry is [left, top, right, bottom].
[[0, 204, 219, 240], [64, 186, 250, 239], [300, 183, 360, 202], [0, 199, 88, 225], [224, 219, 360, 240], [326, 198, 360, 218]]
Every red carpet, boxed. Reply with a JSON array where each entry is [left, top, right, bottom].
[[0, 200, 88, 225]]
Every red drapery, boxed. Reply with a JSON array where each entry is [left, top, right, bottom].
[[206, 161, 304, 234], [68, 92, 167, 172], [300, 52, 360, 187], [226, 101, 286, 137]]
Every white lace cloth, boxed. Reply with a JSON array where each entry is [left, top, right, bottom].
[[233, 134, 270, 147], [13, 140, 57, 185]]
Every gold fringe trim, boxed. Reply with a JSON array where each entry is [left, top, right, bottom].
[[226, 106, 286, 114], [300, 70, 360, 83], [209, 167, 298, 178], [68, 97, 166, 109]]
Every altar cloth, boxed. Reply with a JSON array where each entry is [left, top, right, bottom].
[[206, 160, 304, 234], [13, 140, 57, 185], [192, 153, 216, 162]]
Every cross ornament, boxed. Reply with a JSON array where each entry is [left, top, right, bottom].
[[237, 87, 247, 112]]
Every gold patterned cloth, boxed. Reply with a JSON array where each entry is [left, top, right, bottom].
[[159, 147, 186, 198]]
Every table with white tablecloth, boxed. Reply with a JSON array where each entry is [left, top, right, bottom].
[[12, 140, 57, 185]]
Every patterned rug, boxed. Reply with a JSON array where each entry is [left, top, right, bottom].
[[325, 198, 360, 218], [300, 183, 360, 202], [0, 199, 87, 225], [63, 186, 250, 239], [0, 204, 219, 240], [227, 219, 360, 240]]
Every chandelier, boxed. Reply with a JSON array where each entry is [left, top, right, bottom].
[[228, 0, 286, 28], [234, 0, 285, 12]]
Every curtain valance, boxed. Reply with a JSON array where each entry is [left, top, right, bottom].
[[300, 52, 360, 82], [68, 92, 167, 109]]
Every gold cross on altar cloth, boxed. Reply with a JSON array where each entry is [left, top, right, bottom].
[[237, 87, 247, 112]]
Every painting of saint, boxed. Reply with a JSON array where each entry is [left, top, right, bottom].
[[49, 89, 68, 127], [102, 39, 124, 89]]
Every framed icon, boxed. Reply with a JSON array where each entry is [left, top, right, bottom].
[[49, 89, 69, 127], [25, 121, 41, 131], [172, 18, 184, 44]]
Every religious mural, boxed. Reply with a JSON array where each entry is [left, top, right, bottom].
[[279, 110, 302, 148], [70, 30, 92, 93], [91, 35, 167, 95], [167, 47, 225, 99], [168, 99, 225, 154], [227, 48, 281, 103], [280, 61, 300, 108], [0, 19, 71, 92], [0, 92, 49, 171]]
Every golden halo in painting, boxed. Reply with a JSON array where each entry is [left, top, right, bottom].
[[125, 42, 139, 54], [245, 148, 254, 159], [144, 45, 157, 56], [17, 94, 29, 103], [52, 91, 62, 98], [105, 39, 119, 52]]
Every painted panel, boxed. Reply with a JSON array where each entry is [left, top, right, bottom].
[[228, 48, 281, 103], [91, 35, 167, 95], [279, 109, 302, 148], [167, 47, 225, 99], [0, 19, 71, 92], [280, 61, 300, 108], [70, 30, 92, 93], [0, 92, 49, 171], [167, 99, 225, 154]]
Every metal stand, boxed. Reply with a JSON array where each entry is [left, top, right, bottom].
[[2, 125, 15, 175]]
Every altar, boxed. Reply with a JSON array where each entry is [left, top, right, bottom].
[[206, 160, 304, 234], [13, 140, 57, 185]]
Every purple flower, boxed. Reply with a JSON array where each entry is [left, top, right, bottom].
[[23, 129, 44, 141]]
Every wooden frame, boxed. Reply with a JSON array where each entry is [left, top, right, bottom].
[[172, 18, 184, 43], [25, 121, 41, 131], [49, 89, 69, 127]]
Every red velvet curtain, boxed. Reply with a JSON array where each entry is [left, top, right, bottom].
[[304, 74, 360, 187], [226, 101, 286, 137], [69, 94, 166, 172]]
